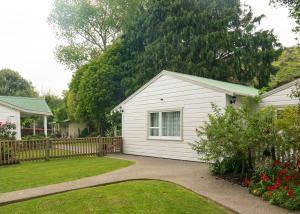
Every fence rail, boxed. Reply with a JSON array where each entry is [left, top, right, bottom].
[[0, 137, 122, 165]]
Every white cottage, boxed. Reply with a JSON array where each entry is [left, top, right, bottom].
[[0, 96, 52, 140], [113, 70, 259, 161], [260, 78, 300, 109]]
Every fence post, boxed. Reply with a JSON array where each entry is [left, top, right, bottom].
[[97, 137, 103, 156], [45, 139, 50, 161]]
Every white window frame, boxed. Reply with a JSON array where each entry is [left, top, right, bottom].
[[147, 108, 183, 141]]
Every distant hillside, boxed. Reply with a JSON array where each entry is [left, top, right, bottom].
[[269, 46, 300, 89]]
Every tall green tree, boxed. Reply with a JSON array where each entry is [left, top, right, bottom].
[[67, 0, 283, 135], [49, 0, 145, 70], [0, 69, 38, 97], [67, 41, 125, 134], [121, 0, 282, 94]]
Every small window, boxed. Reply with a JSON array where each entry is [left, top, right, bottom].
[[149, 113, 159, 136], [148, 110, 182, 140]]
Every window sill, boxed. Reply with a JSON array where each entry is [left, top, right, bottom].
[[147, 137, 183, 142]]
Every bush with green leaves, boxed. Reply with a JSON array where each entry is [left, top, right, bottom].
[[192, 97, 278, 177], [0, 122, 17, 163], [0, 122, 16, 140]]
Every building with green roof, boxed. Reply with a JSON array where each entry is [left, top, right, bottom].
[[112, 70, 260, 161], [0, 96, 52, 140]]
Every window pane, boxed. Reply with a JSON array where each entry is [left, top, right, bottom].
[[150, 128, 159, 136], [150, 112, 159, 127], [162, 111, 180, 136]]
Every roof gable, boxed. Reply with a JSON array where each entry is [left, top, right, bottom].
[[113, 70, 259, 112], [0, 96, 53, 116], [261, 78, 300, 98]]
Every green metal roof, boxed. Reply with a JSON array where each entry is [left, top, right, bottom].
[[164, 71, 259, 96], [0, 96, 52, 115]]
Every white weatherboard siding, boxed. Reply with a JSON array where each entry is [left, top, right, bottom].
[[122, 75, 226, 161], [261, 85, 298, 108], [0, 104, 21, 140]]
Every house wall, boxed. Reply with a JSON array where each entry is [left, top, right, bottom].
[[68, 122, 87, 138], [0, 104, 21, 140], [122, 75, 226, 161], [260, 85, 298, 108]]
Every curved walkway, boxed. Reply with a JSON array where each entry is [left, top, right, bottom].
[[0, 154, 295, 214]]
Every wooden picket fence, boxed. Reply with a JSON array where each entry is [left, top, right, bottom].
[[0, 137, 123, 165]]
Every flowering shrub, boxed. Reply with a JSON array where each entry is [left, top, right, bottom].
[[0, 122, 17, 163], [249, 160, 300, 210], [0, 122, 16, 140]]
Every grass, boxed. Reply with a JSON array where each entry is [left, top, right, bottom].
[[0, 157, 133, 193], [0, 180, 231, 214]]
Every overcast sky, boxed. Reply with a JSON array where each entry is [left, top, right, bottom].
[[0, 0, 297, 96]]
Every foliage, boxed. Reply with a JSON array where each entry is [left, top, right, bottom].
[[0, 180, 230, 214], [210, 155, 244, 176], [0, 69, 38, 97], [66, 0, 283, 135], [67, 41, 125, 135], [268, 46, 300, 89], [0, 122, 17, 162], [44, 92, 68, 122], [48, 0, 145, 69], [122, 0, 282, 94], [0, 122, 16, 140], [192, 97, 278, 176], [249, 160, 300, 210]]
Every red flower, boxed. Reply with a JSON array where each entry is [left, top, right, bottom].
[[292, 174, 297, 180], [288, 189, 294, 198], [297, 160, 300, 166], [284, 175, 291, 183], [283, 161, 290, 168], [260, 174, 270, 182], [284, 185, 289, 190], [277, 169, 287, 177], [267, 185, 273, 191], [273, 160, 280, 166]]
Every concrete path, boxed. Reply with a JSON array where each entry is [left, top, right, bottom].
[[0, 154, 296, 214]]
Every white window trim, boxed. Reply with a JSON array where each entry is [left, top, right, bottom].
[[147, 108, 183, 141]]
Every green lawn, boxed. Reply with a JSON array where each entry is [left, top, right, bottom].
[[0, 180, 231, 214], [0, 157, 133, 193]]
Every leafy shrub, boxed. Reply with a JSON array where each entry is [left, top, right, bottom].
[[192, 97, 277, 177], [0, 122, 16, 140], [0, 122, 17, 163], [270, 189, 288, 206], [79, 128, 89, 138], [283, 187, 300, 210], [210, 155, 245, 176]]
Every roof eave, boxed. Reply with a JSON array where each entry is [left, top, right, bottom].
[[0, 101, 53, 116]]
